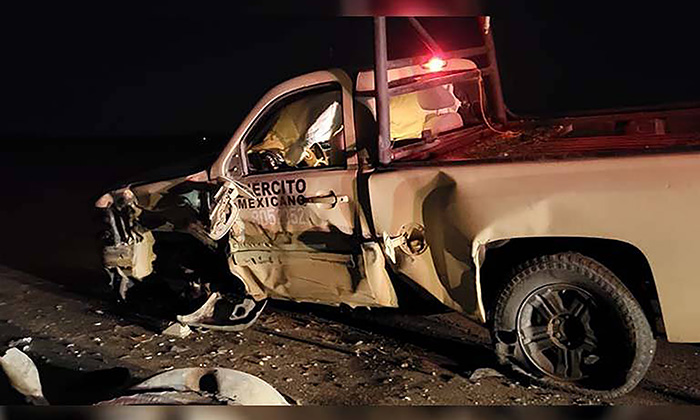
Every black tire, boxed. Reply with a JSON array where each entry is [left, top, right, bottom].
[[492, 252, 656, 398]]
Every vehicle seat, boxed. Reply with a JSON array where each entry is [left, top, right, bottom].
[[417, 86, 457, 110], [417, 86, 464, 136], [424, 112, 464, 136]]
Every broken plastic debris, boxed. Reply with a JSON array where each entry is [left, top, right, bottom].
[[0, 348, 48, 405], [469, 368, 504, 381], [7, 337, 32, 348], [162, 323, 192, 338], [176, 292, 267, 331], [130, 334, 156, 343], [99, 368, 289, 405]]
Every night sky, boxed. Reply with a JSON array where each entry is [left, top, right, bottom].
[[3, 4, 699, 142]]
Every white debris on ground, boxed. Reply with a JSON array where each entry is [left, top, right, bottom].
[[0, 347, 48, 405], [162, 322, 192, 338], [7, 336, 32, 350], [119, 367, 291, 405], [1, 345, 290, 405], [469, 368, 504, 382]]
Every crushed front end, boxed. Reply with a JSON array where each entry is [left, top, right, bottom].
[[94, 173, 266, 331], [96, 187, 157, 300]]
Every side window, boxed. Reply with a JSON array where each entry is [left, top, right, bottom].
[[244, 85, 345, 174]]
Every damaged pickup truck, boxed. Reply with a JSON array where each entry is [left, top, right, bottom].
[[95, 17, 700, 398]]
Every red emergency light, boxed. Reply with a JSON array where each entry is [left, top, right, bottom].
[[422, 56, 446, 72]]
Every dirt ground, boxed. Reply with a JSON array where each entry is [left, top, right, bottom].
[[1, 264, 699, 406]]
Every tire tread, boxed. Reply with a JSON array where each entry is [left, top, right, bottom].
[[492, 252, 656, 399]]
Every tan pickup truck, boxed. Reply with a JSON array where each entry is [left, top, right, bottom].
[[95, 17, 700, 397]]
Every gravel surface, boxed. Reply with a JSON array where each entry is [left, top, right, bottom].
[[1, 265, 699, 405]]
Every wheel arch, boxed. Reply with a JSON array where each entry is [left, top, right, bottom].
[[479, 236, 665, 337]]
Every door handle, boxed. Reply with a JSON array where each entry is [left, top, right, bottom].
[[303, 190, 349, 208]]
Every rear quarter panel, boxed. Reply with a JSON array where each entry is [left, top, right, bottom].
[[369, 152, 700, 342]]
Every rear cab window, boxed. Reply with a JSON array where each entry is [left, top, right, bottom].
[[355, 65, 484, 150]]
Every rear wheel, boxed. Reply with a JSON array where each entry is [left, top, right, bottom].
[[492, 252, 655, 398]]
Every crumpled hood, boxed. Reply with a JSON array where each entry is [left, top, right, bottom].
[[119, 151, 217, 190], [96, 151, 217, 210]]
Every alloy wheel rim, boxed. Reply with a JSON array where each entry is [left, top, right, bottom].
[[516, 284, 601, 381]]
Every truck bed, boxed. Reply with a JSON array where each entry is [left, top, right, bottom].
[[392, 107, 700, 164]]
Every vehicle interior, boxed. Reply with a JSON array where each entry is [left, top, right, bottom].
[[244, 86, 346, 174], [387, 72, 485, 147]]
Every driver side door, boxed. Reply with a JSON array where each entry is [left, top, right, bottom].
[[218, 76, 396, 308]]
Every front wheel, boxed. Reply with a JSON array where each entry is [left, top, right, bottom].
[[492, 252, 656, 398]]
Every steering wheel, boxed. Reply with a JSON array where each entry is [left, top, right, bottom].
[[258, 149, 286, 172]]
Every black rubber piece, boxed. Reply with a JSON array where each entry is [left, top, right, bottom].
[[492, 252, 656, 398]]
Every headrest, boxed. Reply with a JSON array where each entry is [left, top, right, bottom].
[[417, 86, 456, 111]]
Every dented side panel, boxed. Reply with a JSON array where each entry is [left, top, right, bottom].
[[369, 152, 700, 342], [213, 69, 397, 308], [228, 169, 397, 308]]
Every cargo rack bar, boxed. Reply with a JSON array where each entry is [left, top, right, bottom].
[[373, 16, 507, 165]]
